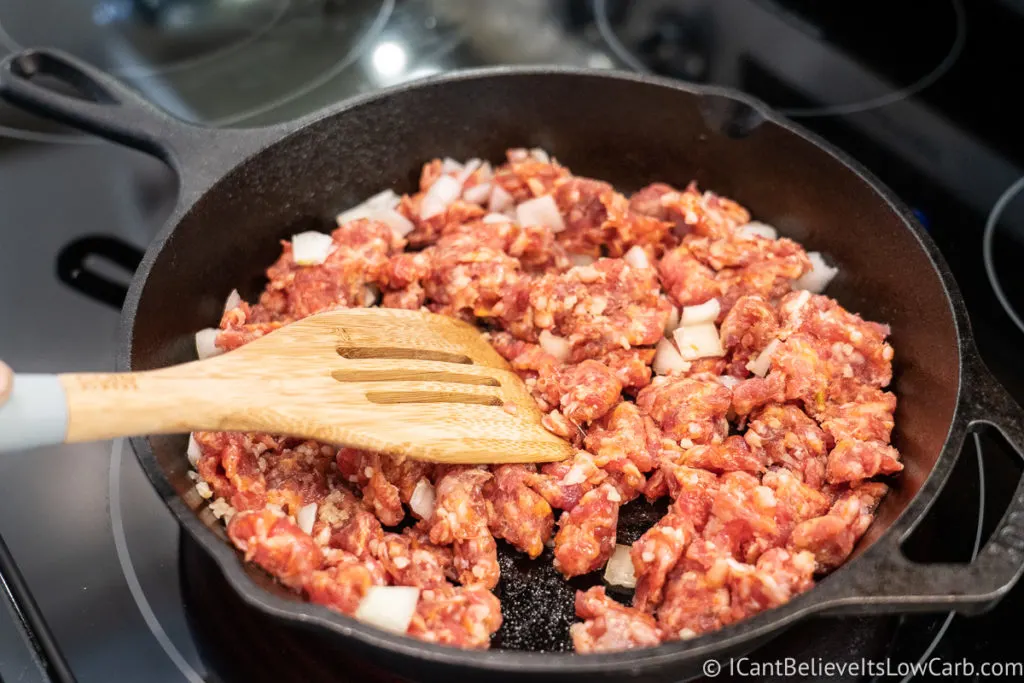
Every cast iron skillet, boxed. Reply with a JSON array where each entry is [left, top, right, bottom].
[[3, 48, 1024, 682]]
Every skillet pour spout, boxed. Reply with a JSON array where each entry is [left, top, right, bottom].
[[3, 47, 1024, 682]]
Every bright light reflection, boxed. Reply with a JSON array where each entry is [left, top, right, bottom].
[[371, 41, 408, 77]]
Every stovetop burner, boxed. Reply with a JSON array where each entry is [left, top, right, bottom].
[[1, 1, 1023, 681], [0, 0, 394, 138]]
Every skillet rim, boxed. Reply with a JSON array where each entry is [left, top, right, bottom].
[[118, 65, 970, 673]]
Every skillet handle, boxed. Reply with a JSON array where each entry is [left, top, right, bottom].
[[820, 355, 1024, 617], [0, 48, 273, 185], [0, 49, 194, 161]]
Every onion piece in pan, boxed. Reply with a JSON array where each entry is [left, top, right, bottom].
[[223, 288, 242, 313], [336, 189, 401, 225], [409, 479, 436, 520], [195, 328, 224, 360], [516, 195, 565, 233], [440, 157, 462, 174], [455, 158, 483, 186], [291, 231, 335, 266], [371, 208, 415, 238], [673, 323, 725, 360], [603, 544, 636, 588], [355, 586, 421, 634], [187, 433, 202, 467], [746, 339, 780, 378], [653, 337, 691, 376], [664, 305, 681, 334], [297, 503, 317, 535], [794, 252, 839, 294], [420, 175, 464, 220], [623, 245, 650, 269], [489, 185, 514, 213], [530, 148, 551, 163], [681, 299, 720, 326], [539, 329, 571, 363], [737, 221, 778, 240], [462, 182, 493, 205]]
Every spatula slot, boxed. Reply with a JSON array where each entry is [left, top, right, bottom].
[[365, 391, 504, 407], [331, 369, 500, 387], [337, 346, 472, 365]]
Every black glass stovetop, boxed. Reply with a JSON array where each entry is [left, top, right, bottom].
[[0, 2, 1021, 682]]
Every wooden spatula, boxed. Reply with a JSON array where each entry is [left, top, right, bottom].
[[0, 308, 574, 464]]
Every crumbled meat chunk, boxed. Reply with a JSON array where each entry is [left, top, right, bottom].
[[571, 587, 664, 653], [407, 585, 503, 649], [826, 439, 903, 483], [485, 464, 554, 558], [227, 509, 323, 589], [636, 375, 731, 444], [788, 483, 887, 569], [304, 552, 384, 615], [745, 405, 829, 487], [553, 484, 621, 577], [429, 468, 493, 545], [631, 513, 694, 611]]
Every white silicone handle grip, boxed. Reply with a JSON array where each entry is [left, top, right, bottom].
[[0, 374, 69, 451]]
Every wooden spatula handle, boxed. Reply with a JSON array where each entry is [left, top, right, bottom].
[[58, 371, 217, 442], [0, 367, 234, 451]]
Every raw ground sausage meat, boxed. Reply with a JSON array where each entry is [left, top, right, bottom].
[[191, 149, 901, 652]]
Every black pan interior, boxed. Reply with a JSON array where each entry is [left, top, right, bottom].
[[128, 71, 961, 652]]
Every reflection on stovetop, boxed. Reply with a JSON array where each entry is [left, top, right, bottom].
[[2, 0, 1024, 681]]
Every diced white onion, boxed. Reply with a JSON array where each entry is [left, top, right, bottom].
[[530, 148, 551, 163], [195, 481, 213, 499], [455, 158, 483, 186], [794, 252, 839, 294], [489, 185, 514, 212], [508, 148, 529, 162], [297, 503, 317, 535], [718, 375, 741, 389], [223, 289, 241, 313], [623, 245, 650, 270], [570, 254, 596, 267], [355, 586, 420, 634], [604, 544, 636, 588], [539, 329, 572, 363], [673, 323, 725, 360], [562, 460, 590, 486], [516, 195, 565, 233], [482, 212, 510, 224], [737, 221, 778, 240], [681, 299, 721, 326], [187, 433, 202, 467], [653, 337, 692, 376], [370, 208, 415, 238], [420, 175, 463, 220], [462, 182, 492, 205], [440, 157, 462, 174], [292, 231, 334, 266], [366, 189, 401, 210], [195, 328, 224, 360], [746, 339, 780, 377], [362, 285, 380, 307], [664, 305, 681, 334], [409, 479, 436, 519], [336, 189, 401, 225]]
